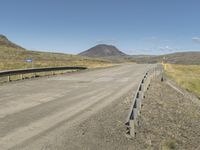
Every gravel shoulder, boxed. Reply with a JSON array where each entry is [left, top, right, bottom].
[[22, 76, 200, 150], [135, 78, 200, 150]]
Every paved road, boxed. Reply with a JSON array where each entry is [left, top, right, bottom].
[[0, 64, 152, 150]]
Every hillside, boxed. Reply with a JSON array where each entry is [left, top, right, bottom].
[[0, 35, 24, 50], [1, 34, 199, 70], [79, 44, 127, 58], [160, 52, 200, 64], [131, 51, 200, 64], [0, 35, 112, 70], [79, 44, 200, 65]]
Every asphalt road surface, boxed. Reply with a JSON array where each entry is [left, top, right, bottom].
[[0, 64, 153, 150]]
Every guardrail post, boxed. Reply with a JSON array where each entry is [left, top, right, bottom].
[[144, 77, 147, 92], [145, 74, 150, 90], [33, 72, 36, 78], [133, 101, 137, 118], [146, 76, 151, 90], [8, 75, 10, 82], [136, 98, 142, 115], [130, 120, 135, 137], [139, 87, 144, 96]]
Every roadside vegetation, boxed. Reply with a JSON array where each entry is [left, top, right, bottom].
[[0, 46, 113, 71], [165, 64, 200, 98], [0, 46, 114, 83]]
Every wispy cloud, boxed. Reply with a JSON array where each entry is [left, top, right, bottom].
[[192, 37, 200, 43], [158, 46, 176, 52], [128, 48, 155, 54], [128, 46, 177, 55]]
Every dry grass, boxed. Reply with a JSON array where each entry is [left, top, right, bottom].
[[0, 46, 114, 82], [0, 46, 113, 70], [165, 64, 200, 98]]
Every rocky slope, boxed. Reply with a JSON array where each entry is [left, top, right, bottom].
[[79, 44, 127, 58]]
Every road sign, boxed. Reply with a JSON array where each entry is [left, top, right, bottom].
[[25, 58, 32, 63]]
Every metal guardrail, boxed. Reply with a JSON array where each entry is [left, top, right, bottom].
[[125, 64, 163, 138], [0, 66, 87, 82]]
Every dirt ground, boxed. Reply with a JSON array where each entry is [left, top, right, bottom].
[[134, 78, 200, 150], [43, 77, 200, 150], [15, 76, 200, 150]]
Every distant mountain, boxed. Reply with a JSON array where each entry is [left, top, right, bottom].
[[160, 51, 200, 64], [79, 44, 200, 64], [131, 51, 200, 65], [0, 34, 24, 50], [0, 35, 111, 71], [1, 34, 199, 66], [79, 44, 127, 58]]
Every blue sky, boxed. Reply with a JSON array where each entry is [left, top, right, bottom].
[[1, 0, 200, 55]]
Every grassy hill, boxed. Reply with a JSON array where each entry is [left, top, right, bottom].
[[131, 51, 200, 65], [0, 35, 113, 71], [0, 34, 24, 49], [160, 52, 200, 64], [1, 34, 199, 72]]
